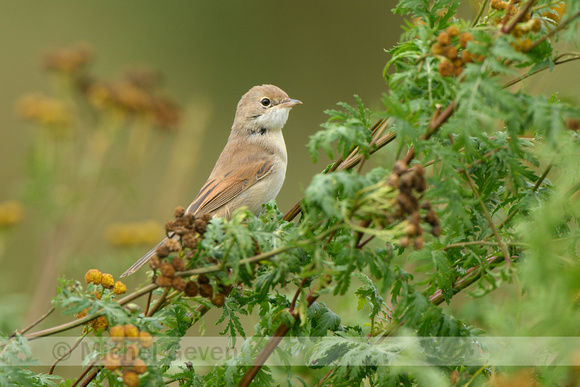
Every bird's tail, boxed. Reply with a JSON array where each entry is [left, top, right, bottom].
[[120, 237, 167, 277]]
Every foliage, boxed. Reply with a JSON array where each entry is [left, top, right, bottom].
[[1, 0, 580, 386]]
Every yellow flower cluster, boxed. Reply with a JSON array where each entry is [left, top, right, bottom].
[[104, 324, 154, 386], [106, 220, 164, 247], [84, 268, 127, 295], [15, 94, 74, 138], [0, 201, 24, 227]]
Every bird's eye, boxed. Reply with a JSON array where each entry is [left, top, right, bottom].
[[260, 98, 271, 107]]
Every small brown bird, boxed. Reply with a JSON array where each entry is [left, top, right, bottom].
[[121, 84, 301, 277]]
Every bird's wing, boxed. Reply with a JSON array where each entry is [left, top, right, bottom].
[[186, 156, 275, 216]]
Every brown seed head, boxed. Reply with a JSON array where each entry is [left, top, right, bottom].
[[160, 263, 176, 278], [447, 25, 460, 37], [442, 45, 458, 60], [199, 284, 213, 298], [156, 275, 173, 288], [437, 32, 451, 45], [431, 43, 444, 55], [211, 294, 226, 307], [184, 281, 198, 297], [172, 276, 186, 291], [149, 255, 162, 269], [459, 32, 474, 48], [174, 206, 185, 218], [438, 60, 455, 77], [171, 257, 186, 271]]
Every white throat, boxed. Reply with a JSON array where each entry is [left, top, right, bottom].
[[254, 107, 290, 131]]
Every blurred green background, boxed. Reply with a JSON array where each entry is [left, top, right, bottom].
[[0, 1, 578, 333]]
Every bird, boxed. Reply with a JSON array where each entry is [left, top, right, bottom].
[[120, 84, 301, 277]]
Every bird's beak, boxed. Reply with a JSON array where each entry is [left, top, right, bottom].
[[280, 98, 302, 108]]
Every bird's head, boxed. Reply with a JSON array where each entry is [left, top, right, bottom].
[[234, 84, 302, 134]]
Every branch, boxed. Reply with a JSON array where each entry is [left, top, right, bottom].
[[526, 10, 580, 52], [238, 290, 319, 387], [501, 0, 537, 34], [428, 255, 504, 305], [283, 119, 395, 222]]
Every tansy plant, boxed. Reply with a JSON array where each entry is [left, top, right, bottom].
[[2, 0, 580, 386]]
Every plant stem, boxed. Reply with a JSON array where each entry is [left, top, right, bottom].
[[526, 10, 580, 52], [147, 287, 171, 317], [472, 0, 490, 27], [502, 0, 537, 34]]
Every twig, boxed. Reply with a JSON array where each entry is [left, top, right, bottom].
[[526, 10, 580, 52], [503, 53, 580, 88], [472, 0, 490, 27], [10, 306, 55, 337], [463, 170, 511, 266], [49, 332, 88, 374], [238, 290, 319, 387], [283, 120, 394, 222], [444, 240, 526, 250], [428, 255, 504, 305], [147, 287, 171, 317], [498, 163, 551, 229], [314, 369, 335, 387], [79, 367, 101, 387], [501, 0, 537, 34], [144, 287, 154, 316], [290, 278, 308, 312], [70, 357, 100, 387]]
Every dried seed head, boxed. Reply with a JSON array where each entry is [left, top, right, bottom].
[[431, 225, 442, 237], [182, 233, 198, 249], [164, 219, 176, 232], [156, 275, 173, 288], [197, 274, 209, 284], [393, 161, 408, 176], [149, 255, 162, 269], [442, 45, 458, 60], [171, 257, 186, 271], [155, 244, 170, 258], [174, 206, 185, 218], [437, 31, 451, 45], [194, 219, 208, 235], [211, 294, 226, 307], [184, 281, 198, 297], [413, 236, 424, 250], [160, 263, 176, 278], [459, 32, 474, 48], [438, 60, 455, 77], [199, 284, 213, 298], [164, 238, 180, 252], [431, 43, 444, 55], [172, 276, 186, 291], [447, 25, 460, 37]]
